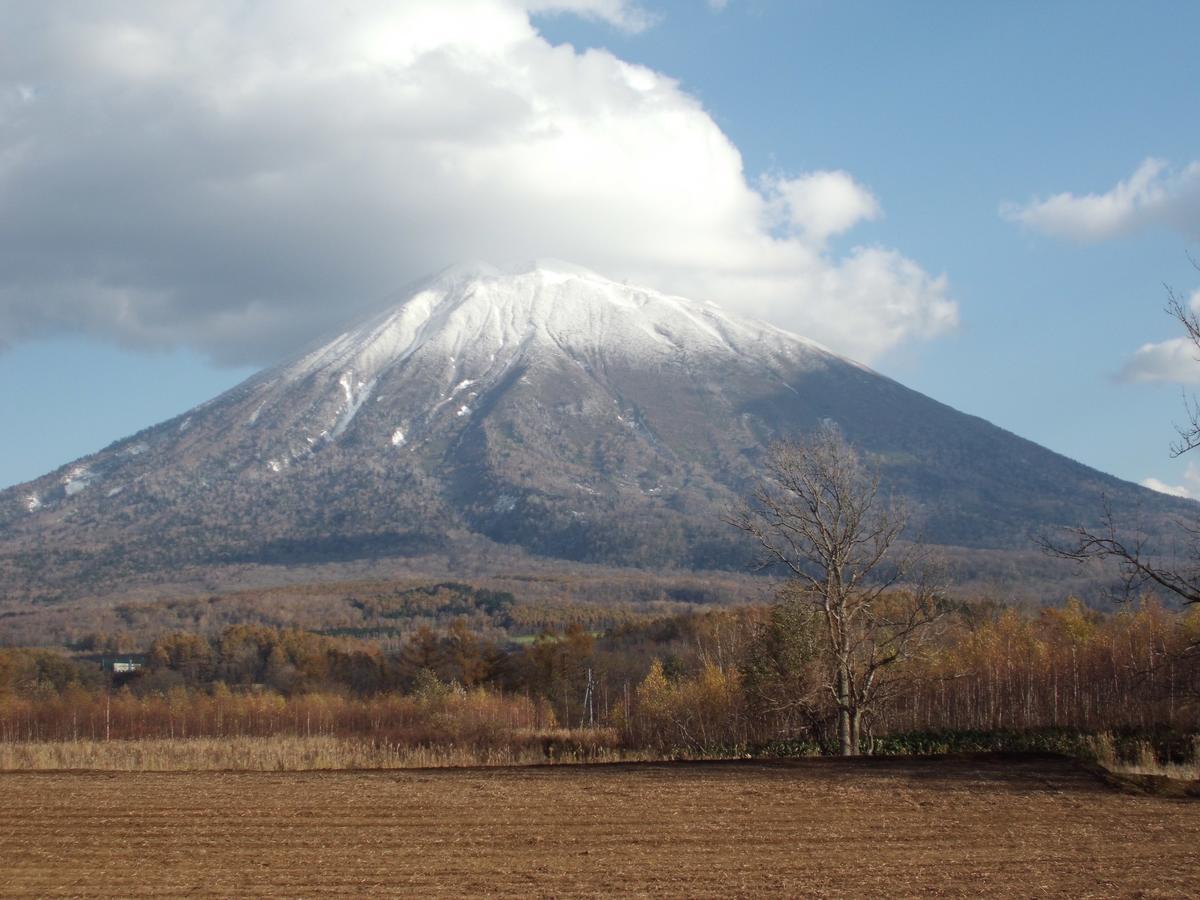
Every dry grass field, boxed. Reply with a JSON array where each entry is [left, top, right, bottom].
[[2, 755, 1198, 898]]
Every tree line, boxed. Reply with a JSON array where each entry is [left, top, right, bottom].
[[2, 595, 1196, 753]]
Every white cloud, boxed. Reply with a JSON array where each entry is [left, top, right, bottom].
[[708, 0, 731, 10], [1002, 158, 1200, 242], [525, 0, 657, 32], [1120, 337, 1200, 385], [1142, 462, 1200, 500], [0, 1, 955, 366], [1141, 477, 1193, 498], [1118, 290, 1200, 384], [765, 170, 882, 243]]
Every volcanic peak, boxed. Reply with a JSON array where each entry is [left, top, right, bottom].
[[278, 260, 850, 389]]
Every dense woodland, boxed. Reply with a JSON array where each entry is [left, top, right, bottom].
[[2, 591, 1197, 759]]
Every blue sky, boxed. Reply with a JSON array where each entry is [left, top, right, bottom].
[[2, 0, 1199, 494]]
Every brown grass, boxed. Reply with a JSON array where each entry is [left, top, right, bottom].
[[1085, 732, 1200, 781], [0, 730, 643, 771]]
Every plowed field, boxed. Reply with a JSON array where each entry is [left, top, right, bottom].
[[2, 755, 1198, 897]]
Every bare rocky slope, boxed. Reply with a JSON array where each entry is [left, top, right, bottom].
[[0, 261, 1189, 601]]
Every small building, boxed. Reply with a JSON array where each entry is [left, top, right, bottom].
[[101, 656, 146, 674]]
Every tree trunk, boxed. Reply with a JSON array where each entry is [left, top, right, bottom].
[[837, 667, 853, 756]]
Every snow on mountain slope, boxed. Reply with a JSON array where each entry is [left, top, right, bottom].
[[285, 260, 842, 381], [203, 260, 856, 472]]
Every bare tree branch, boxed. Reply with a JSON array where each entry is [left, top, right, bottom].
[[1167, 254, 1200, 456], [1044, 256, 1200, 605]]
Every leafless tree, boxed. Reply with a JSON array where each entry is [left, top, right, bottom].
[[1044, 258, 1200, 607], [1041, 499, 1200, 606], [729, 422, 946, 755]]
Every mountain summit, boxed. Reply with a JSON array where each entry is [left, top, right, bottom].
[[237, 259, 857, 471], [0, 262, 1188, 599]]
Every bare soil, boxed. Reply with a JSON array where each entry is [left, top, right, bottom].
[[2, 754, 1198, 898]]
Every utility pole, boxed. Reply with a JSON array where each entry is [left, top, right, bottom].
[[580, 667, 595, 728]]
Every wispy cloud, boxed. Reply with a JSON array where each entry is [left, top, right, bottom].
[[0, 1, 955, 366], [1002, 158, 1200, 242]]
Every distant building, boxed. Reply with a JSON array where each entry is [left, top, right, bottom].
[[101, 656, 146, 674]]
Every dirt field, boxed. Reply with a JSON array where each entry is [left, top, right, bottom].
[[2, 755, 1198, 898]]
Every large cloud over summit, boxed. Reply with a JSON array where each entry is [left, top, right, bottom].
[[0, 0, 955, 365]]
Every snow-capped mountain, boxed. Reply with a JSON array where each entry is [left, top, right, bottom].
[[0, 261, 1188, 599], [221, 259, 852, 475]]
